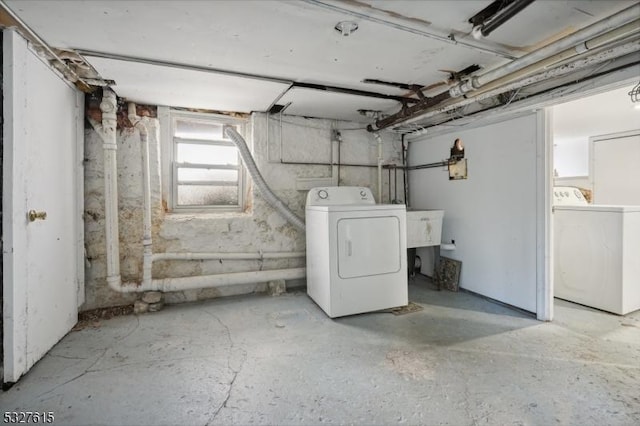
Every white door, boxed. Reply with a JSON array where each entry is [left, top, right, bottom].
[[592, 132, 640, 205], [337, 216, 401, 279], [2, 30, 83, 384]]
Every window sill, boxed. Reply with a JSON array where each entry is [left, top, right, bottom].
[[164, 210, 252, 222]]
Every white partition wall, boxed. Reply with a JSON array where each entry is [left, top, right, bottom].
[[590, 130, 640, 205], [408, 112, 551, 317]]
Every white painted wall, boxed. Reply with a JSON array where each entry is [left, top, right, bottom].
[[554, 176, 590, 190], [409, 113, 545, 313], [591, 132, 640, 205], [552, 83, 639, 179], [83, 110, 403, 309]]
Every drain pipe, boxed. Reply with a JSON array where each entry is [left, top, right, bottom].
[[225, 126, 306, 231], [127, 102, 153, 287], [89, 91, 306, 294], [87, 88, 122, 290], [138, 268, 306, 293]]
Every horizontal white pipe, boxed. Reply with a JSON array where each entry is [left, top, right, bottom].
[[111, 267, 306, 293], [450, 2, 640, 96], [152, 252, 306, 261]]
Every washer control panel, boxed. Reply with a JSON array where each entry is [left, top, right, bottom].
[[553, 186, 588, 206], [306, 187, 376, 206]]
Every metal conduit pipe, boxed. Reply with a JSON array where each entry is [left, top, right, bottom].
[[450, 2, 640, 97], [371, 12, 640, 132], [152, 252, 306, 261], [127, 102, 153, 287], [225, 126, 306, 231], [401, 37, 640, 128], [472, 19, 640, 97]]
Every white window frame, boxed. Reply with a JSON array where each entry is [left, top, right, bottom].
[[161, 108, 247, 212]]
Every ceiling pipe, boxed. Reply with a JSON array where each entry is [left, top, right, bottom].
[[410, 57, 640, 138], [400, 39, 640, 133], [471, 19, 640, 97], [451, 2, 640, 97], [369, 3, 640, 131], [398, 37, 640, 129]]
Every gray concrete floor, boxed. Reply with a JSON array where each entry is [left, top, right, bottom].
[[2, 276, 639, 426]]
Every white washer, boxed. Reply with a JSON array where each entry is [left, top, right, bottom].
[[305, 187, 408, 318], [554, 186, 640, 315]]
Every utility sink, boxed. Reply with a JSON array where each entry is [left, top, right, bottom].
[[406, 210, 444, 248]]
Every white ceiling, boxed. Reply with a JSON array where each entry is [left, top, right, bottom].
[[553, 83, 640, 143], [4, 0, 637, 123]]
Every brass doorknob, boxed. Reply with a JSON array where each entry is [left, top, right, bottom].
[[28, 210, 47, 222]]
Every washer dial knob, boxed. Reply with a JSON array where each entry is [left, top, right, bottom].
[[318, 189, 328, 199]]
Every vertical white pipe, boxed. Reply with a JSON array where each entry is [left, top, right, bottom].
[[100, 89, 121, 288], [375, 133, 383, 203], [127, 102, 152, 286]]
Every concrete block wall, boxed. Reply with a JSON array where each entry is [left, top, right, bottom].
[[83, 103, 403, 310]]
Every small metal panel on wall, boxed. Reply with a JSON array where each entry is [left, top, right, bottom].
[[449, 159, 468, 180]]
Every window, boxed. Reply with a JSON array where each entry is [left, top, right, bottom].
[[167, 111, 247, 211]]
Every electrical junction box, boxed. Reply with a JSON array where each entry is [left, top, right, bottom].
[[406, 210, 444, 248]]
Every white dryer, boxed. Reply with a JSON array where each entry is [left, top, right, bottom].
[[305, 187, 408, 318], [554, 186, 640, 315]]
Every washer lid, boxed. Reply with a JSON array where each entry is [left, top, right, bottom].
[[306, 203, 406, 212], [555, 204, 640, 213]]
